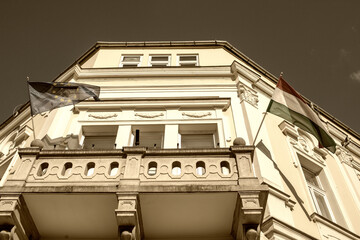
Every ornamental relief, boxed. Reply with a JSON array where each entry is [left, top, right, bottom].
[[237, 83, 259, 107], [336, 147, 353, 166], [181, 112, 212, 118], [280, 121, 326, 164], [134, 112, 165, 119], [85, 112, 120, 121], [88, 113, 118, 119]]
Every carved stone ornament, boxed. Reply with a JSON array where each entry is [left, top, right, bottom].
[[182, 112, 211, 118], [88, 113, 118, 119], [134, 113, 164, 118], [336, 147, 353, 166], [298, 136, 310, 153], [237, 83, 259, 107]]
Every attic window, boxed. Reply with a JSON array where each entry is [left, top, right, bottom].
[[120, 55, 142, 67], [177, 55, 198, 66], [149, 55, 170, 67]]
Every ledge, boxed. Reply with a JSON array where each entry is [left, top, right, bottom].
[[311, 213, 360, 240], [17, 146, 255, 158]]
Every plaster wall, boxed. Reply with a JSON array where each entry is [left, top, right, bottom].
[[81, 47, 241, 68]]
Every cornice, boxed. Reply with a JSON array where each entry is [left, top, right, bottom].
[[74, 98, 231, 111], [75, 65, 233, 79]]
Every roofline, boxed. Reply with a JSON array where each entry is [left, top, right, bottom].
[[1, 40, 359, 140]]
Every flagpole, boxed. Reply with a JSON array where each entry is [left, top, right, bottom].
[[26, 77, 37, 140], [252, 72, 283, 146], [252, 112, 267, 145]]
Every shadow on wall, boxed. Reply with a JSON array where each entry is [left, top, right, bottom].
[[256, 140, 312, 221]]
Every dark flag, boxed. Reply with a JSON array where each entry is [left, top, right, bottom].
[[28, 82, 100, 115]]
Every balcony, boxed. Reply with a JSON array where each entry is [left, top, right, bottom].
[[0, 146, 268, 240]]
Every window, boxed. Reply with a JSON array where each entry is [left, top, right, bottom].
[[131, 125, 164, 149], [149, 55, 170, 67], [82, 125, 118, 150], [178, 124, 218, 149], [302, 167, 333, 220], [120, 55, 142, 67], [177, 55, 198, 66]]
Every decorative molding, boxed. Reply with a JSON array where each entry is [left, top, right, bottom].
[[326, 122, 347, 142], [231, 61, 261, 83], [265, 183, 296, 211], [262, 217, 317, 240], [181, 112, 211, 118], [278, 121, 298, 140], [134, 112, 164, 119], [279, 120, 327, 165], [351, 159, 360, 172], [336, 147, 353, 166], [311, 213, 360, 240], [346, 140, 360, 158], [88, 113, 118, 119], [237, 83, 259, 107]]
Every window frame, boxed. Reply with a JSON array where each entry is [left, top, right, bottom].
[[302, 166, 336, 221], [149, 55, 171, 67], [119, 55, 143, 68], [177, 54, 199, 66]]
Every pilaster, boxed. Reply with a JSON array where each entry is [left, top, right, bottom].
[[5, 148, 40, 187]]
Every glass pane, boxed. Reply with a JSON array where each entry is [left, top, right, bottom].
[[151, 56, 169, 61], [314, 192, 332, 219], [180, 56, 197, 61], [303, 169, 320, 187], [123, 56, 140, 62]]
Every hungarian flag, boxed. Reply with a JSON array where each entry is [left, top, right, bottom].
[[266, 76, 336, 153], [28, 82, 100, 115]]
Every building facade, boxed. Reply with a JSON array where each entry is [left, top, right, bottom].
[[0, 41, 359, 240]]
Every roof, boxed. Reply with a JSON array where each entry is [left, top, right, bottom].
[[1, 40, 359, 141]]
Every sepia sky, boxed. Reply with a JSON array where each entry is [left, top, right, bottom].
[[0, 0, 359, 133]]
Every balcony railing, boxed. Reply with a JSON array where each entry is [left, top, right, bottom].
[[5, 146, 255, 188]]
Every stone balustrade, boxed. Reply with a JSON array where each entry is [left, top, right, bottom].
[[5, 146, 255, 187]]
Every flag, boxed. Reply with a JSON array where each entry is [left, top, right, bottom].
[[266, 76, 336, 153], [28, 82, 100, 115]]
